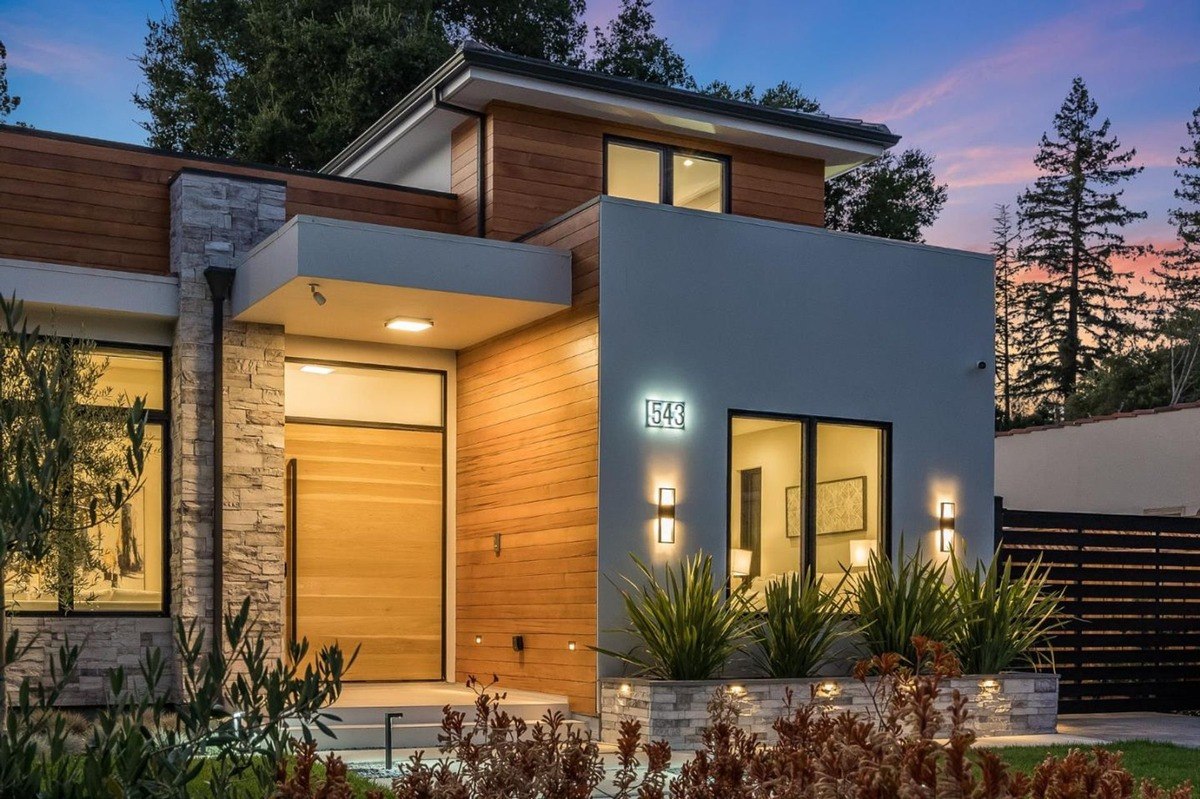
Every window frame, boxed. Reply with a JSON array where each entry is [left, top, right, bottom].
[[602, 134, 732, 213], [724, 409, 892, 585], [10, 341, 172, 618]]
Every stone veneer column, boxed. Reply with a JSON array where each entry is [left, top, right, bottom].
[[169, 171, 287, 674]]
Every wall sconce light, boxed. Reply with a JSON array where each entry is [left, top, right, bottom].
[[939, 501, 956, 553], [657, 487, 676, 543], [567, 641, 577, 651], [730, 548, 752, 578], [849, 539, 876, 568], [512, 635, 525, 652], [474, 635, 483, 645]]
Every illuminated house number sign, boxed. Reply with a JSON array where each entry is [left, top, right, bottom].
[[646, 399, 686, 429]]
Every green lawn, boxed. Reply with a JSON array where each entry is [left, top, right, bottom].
[[985, 741, 1200, 790]]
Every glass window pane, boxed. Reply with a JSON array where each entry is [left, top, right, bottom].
[[93, 348, 165, 410], [814, 423, 885, 587], [729, 416, 804, 608], [78, 424, 165, 612], [673, 153, 725, 212], [606, 142, 662, 203], [285, 361, 444, 427]]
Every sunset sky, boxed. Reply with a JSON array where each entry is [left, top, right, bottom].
[[2, 0, 1197, 268]]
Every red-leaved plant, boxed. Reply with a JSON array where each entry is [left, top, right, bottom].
[[277, 641, 1193, 798]]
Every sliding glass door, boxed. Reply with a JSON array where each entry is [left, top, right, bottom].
[[728, 413, 889, 603]]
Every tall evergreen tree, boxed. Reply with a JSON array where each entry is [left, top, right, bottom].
[[134, 0, 588, 168], [1016, 77, 1147, 401], [441, 0, 587, 65], [824, 149, 948, 242], [589, 0, 692, 87], [992, 203, 1021, 426], [1151, 101, 1200, 404], [0, 39, 21, 123]]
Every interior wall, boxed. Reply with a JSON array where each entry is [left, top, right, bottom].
[[814, 424, 883, 573], [729, 424, 802, 579]]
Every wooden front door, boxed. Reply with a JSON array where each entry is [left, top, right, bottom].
[[285, 422, 443, 681]]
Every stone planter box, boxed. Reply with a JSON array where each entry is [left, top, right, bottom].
[[599, 673, 1058, 750]]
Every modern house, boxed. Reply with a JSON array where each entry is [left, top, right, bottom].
[[996, 403, 1200, 516], [1, 43, 994, 720]]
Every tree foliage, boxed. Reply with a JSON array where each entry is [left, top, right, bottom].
[[1016, 77, 1147, 402], [0, 295, 147, 704], [442, 0, 587, 65], [825, 149, 948, 242], [589, 0, 692, 87], [0, 38, 21, 123], [993, 204, 1021, 426], [699, 79, 821, 112]]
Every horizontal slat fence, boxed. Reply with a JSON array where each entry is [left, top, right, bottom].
[[997, 505, 1200, 713]]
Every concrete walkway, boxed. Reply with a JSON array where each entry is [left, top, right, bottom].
[[976, 712, 1200, 749]]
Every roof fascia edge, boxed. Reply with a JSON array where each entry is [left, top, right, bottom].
[[323, 46, 900, 175]]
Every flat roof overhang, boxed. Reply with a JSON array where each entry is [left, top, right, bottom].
[[231, 215, 572, 349], [325, 45, 900, 188]]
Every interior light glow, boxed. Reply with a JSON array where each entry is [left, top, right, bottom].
[[683, 158, 695, 167], [730, 548, 752, 577], [385, 317, 434, 332], [299, 364, 334, 375]]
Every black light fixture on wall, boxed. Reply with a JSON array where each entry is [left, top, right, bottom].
[[939, 501, 956, 553], [658, 487, 676, 544]]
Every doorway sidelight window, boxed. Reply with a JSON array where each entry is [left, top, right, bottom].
[[728, 413, 889, 604]]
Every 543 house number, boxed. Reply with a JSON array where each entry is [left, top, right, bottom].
[[645, 399, 686, 430]]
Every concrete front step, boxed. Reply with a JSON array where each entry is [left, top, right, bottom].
[[310, 683, 575, 750]]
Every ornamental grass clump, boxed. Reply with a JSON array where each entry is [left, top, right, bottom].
[[852, 543, 958, 665], [950, 550, 1066, 674], [747, 571, 854, 678], [597, 552, 755, 680]]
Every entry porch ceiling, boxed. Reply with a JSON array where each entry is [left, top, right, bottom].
[[232, 215, 572, 350]]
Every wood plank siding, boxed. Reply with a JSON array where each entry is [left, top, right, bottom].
[[483, 102, 826, 240], [456, 202, 600, 711], [0, 128, 458, 275]]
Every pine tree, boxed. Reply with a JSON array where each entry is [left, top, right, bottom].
[[992, 203, 1020, 426], [589, 0, 692, 88], [1151, 101, 1200, 404], [1016, 76, 1147, 401]]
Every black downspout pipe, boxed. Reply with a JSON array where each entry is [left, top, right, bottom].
[[204, 266, 235, 649], [433, 89, 487, 238]]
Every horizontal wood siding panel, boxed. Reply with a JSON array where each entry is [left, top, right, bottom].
[[0, 129, 457, 275], [456, 204, 600, 712], [483, 102, 825, 240]]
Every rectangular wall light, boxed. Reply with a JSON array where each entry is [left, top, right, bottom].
[[939, 501, 956, 553], [658, 487, 676, 543]]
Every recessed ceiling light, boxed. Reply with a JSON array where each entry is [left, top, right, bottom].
[[385, 317, 434, 332], [299, 364, 334, 375], [683, 158, 695, 167]]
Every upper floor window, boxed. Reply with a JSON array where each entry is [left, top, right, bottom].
[[604, 136, 729, 213]]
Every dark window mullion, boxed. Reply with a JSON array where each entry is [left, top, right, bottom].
[[661, 144, 673, 205], [802, 418, 818, 578]]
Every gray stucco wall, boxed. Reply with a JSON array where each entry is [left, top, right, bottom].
[[594, 199, 995, 675]]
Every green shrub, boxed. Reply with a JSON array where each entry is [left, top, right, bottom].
[[0, 597, 354, 798], [747, 572, 853, 678], [597, 552, 755, 680], [853, 543, 957, 665], [950, 550, 1065, 674]]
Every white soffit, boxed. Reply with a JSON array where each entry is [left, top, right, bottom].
[[340, 66, 889, 183], [231, 215, 572, 350]]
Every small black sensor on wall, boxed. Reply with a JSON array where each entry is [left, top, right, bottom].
[[512, 635, 525, 652]]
